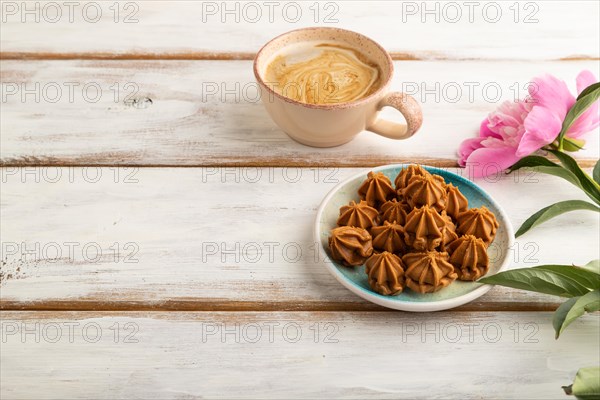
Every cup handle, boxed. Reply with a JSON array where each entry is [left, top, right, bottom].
[[366, 92, 423, 140]]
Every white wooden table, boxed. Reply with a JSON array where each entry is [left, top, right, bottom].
[[1, 1, 599, 398]]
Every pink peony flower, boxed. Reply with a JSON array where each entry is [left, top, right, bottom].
[[458, 70, 599, 178]]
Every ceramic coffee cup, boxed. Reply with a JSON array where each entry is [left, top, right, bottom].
[[253, 27, 423, 147]]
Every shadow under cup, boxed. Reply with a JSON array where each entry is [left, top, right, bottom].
[[253, 27, 396, 148]]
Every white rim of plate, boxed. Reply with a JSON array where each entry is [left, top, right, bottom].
[[313, 164, 515, 312]]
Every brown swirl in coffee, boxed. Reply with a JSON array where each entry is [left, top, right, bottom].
[[265, 42, 381, 105]]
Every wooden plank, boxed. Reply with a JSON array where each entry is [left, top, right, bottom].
[[1, 59, 598, 167], [1, 311, 599, 399], [1, 1, 598, 60], [1, 167, 598, 311]]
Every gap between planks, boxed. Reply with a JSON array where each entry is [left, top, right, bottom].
[[0, 300, 560, 313], [1, 158, 598, 169], [0, 157, 459, 168], [1, 51, 599, 61]]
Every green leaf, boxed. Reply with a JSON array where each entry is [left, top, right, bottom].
[[594, 159, 600, 185], [535, 264, 600, 291], [558, 83, 600, 144], [515, 200, 600, 237], [549, 150, 600, 204], [562, 137, 586, 152], [509, 155, 563, 171], [553, 297, 579, 339], [479, 267, 591, 297], [579, 260, 600, 276], [577, 82, 600, 100], [556, 290, 600, 338], [531, 166, 585, 189], [563, 367, 600, 399], [509, 156, 584, 190]]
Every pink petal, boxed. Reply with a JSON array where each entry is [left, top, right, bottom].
[[567, 108, 600, 138], [464, 145, 521, 179], [567, 70, 599, 138], [529, 74, 575, 120], [516, 106, 563, 157], [576, 70, 597, 94], [479, 119, 502, 139], [458, 137, 485, 166], [488, 101, 525, 131]]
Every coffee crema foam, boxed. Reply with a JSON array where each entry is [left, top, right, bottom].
[[265, 42, 381, 105]]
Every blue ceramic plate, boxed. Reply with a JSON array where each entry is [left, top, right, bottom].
[[314, 164, 514, 312]]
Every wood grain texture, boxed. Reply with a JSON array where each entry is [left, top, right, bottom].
[[1, 1, 598, 60], [1, 59, 598, 167], [2, 311, 599, 399], [2, 2, 599, 397], [1, 167, 598, 311]]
